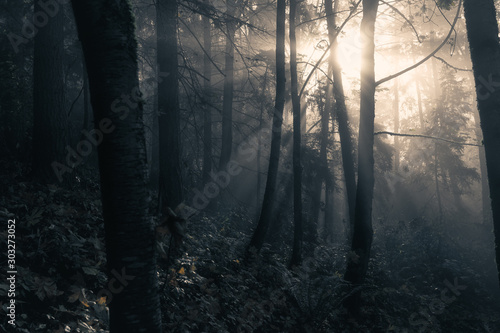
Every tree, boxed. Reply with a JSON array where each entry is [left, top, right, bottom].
[[326, 0, 357, 235], [344, 0, 379, 285], [157, 0, 183, 209], [290, 0, 303, 267], [219, 0, 237, 169], [32, 0, 67, 183], [202, 0, 213, 187], [463, 0, 500, 288], [247, 0, 286, 254], [71, 0, 162, 331]]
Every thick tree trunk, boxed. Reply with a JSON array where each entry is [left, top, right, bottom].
[[326, 0, 356, 236], [463, 0, 500, 288], [82, 59, 91, 133], [71, 1, 162, 331], [219, 0, 237, 169], [472, 99, 492, 225], [32, 1, 67, 183], [290, 0, 303, 267], [247, 0, 286, 253], [344, 0, 379, 285], [157, 0, 183, 209], [202, 0, 213, 187]]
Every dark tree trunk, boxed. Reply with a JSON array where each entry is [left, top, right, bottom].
[[202, 0, 213, 187], [219, 0, 237, 169], [471, 95, 492, 225], [71, 1, 162, 331], [247, 0, 286, 253], [290, 0, 303, 267], [32, 1, 67, 183], [157, 0, 183, 209], [326, 0, 356, 236], [309, 85, 330, 244], [82, 59, 91, 133], [344, 0, 379, 285], [463, 0, 500, 288]]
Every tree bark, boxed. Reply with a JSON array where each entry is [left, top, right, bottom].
[[202, 0, 213, 187], [247, 0, 286, 253], [290, 0, 303, 267], [219, 0, 237, 169], [71, 1, 162, 331], [344, 0, 379, 285], [326, 0, 356, 236], [157, 0, 183, 209], [463, 0, 500, 288], [32, 1, 67, 183]]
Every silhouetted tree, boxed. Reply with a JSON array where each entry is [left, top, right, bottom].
[[32, 1, 67, 183], [463, 0, 500, 288], [71, 0, 162, 331]]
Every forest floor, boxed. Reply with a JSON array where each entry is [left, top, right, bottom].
[[1, 154, 500, 333]]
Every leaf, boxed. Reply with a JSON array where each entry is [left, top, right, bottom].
[[97, 296, 107, 305], [82, 266, 99, 276], [178, 267, 185, 275]]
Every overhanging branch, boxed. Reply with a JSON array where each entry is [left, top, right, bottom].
[[374, 131, 482, 147]]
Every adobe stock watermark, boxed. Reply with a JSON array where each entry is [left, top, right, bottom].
[[96, 267, 135, 305], [51, 72, 170, 182], [7, 0, 70, 54], [476, 73, 500, 100], [409, 277, 466, 332]]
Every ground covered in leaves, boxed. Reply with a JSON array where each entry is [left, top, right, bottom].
[[1, 155, 500, 332]]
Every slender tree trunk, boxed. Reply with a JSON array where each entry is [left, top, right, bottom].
[[219, 0, 237, 169], [434, 142, 443, 223], [157, 0, 183, 209], [202, 0, 213, 186], [344, 0, 379, 286], [290, 0, 303, 267], [71, 1, 162, 331], [33, 1, 67, 183], [416, 78, 425, 130], [324, 172, 335, 243], [309, 85, 331, 244], [326, 0, 356, 236], [463, 0, 500, 288], [393, 76, 400, 172], [247, 0, 286, 253]]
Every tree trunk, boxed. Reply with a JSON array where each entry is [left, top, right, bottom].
[[393, 76, 400, 172], [247, 0, 286, 253], [82, 59, 91, 133], [344, 0, 379, 285], [290, 0, 303, 267], [463, 0, 500, 288], [434, 142, 443, 223], [32, 1, 67, 183], [71, 1, 162, 331], [157, 0, 183, 209], [219, 0, 237, 169], [471, 96, 492, 225], [326, 0, 356, 236], [202, 0, 213, 187]]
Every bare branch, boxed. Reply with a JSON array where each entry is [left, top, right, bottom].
[[375, 0, 462, 87], [374, 131, 482, 147]]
